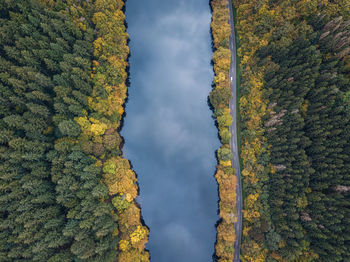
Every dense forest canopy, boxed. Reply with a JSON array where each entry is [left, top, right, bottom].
[[1, 0, 349, 261], [0, 1, 148, 261], [234, 0, 350, 261]]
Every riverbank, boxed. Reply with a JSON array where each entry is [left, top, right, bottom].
[[210, 0, 238, 260], [85, 1, 150, 260]]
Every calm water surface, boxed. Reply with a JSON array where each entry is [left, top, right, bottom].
[[122, 1, 219, 261]]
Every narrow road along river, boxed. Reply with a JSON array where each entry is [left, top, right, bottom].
[[227, 0, 242, 261], [122, 1, 220, 261]]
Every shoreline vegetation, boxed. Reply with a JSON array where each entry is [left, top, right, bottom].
[[0, 0, 148, 261], [87, 1, 149, 260], [210, 0, 237, 261]]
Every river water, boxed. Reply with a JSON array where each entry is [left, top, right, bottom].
[[122, 1, 219, 261]]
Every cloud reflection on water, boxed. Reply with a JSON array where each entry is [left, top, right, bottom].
[[122, 0, 220, 261]]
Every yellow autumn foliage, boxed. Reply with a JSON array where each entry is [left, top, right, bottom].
[[103, 158, 138, 198], [221, 160, 231, 166], [42, 0, 148, 260], [88, 1, 149, 259], [210, 0, 237, 260], [119, 203, 141, 229], [214, 72, 227, 84], [217, 221, 236, 243], [130, 225, 148, 246], [119, 240, 130, 252], [216, 239, 235, 260], [90, 123, 108, 136], [233, 0, 271, 258], [118, 249, 149, 262]]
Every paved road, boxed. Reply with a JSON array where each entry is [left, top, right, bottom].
[[227, 0, 242, 261]]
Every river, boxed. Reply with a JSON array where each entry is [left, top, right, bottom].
[[122, 1, 220, 261]]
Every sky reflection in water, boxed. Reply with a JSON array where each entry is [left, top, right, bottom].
[[122, 1, 220, 261]]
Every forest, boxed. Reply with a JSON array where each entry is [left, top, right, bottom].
[[1, 0, 350, 261], [234, 0, 350, 261], [0, 0, 148, 261]]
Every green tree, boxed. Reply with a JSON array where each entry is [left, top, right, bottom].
[[218, 147, 233, 162]]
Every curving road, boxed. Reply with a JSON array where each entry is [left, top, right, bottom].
[[227, 0, 242, 261]]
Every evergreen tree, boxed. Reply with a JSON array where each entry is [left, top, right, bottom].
[[0, 2, 72, 260]]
